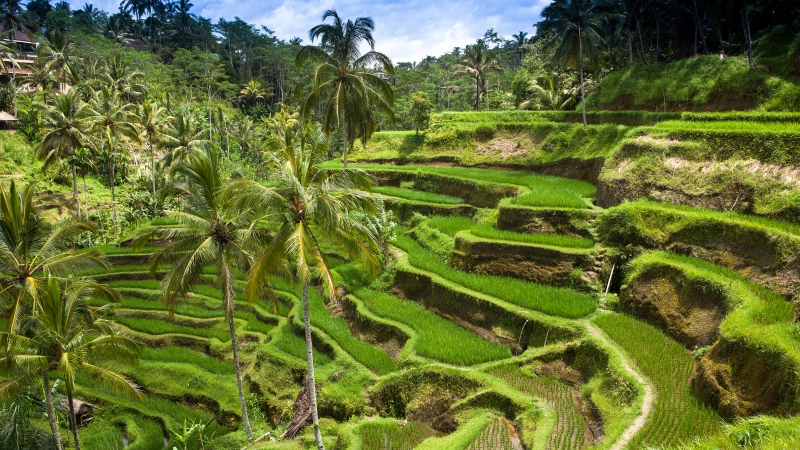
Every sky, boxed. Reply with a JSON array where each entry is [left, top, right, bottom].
[[69, 0, 551, 63]]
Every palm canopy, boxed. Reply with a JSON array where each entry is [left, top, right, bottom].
[[84, 86, 140, 147], [138, 147, 264, 317], [0, 181, 105, 334], [226, 123, 380, 303], [537, 0, 610, 68], [99, 54, 147, 103], [35, 90, 90, 171], [295, 9, 395, 167], [160, 109, 211, 167], [454, 39, 504, 110]]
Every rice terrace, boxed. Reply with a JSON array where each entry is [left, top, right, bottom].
[[1, 0, 800, 449]]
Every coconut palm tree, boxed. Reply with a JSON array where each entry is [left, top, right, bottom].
[[536, 0, 612, 126], [296, 9, 395, 168], [99, 54, 147, 103], [519, 68, 578, 111], [0, 276, 139, 450], [238, 80, 273, 106], [454, 40, 504, 110], [0, 181, 105, 335], [227, 122, 380, 450], [84, 86, 140, 229], [510, 31, 529, 68], [138, 100, 172, 195], [161, 109, 210, 168], [35, 90, 91, 217], [136, 147, 263, 440], [36, 29, 76, 92]]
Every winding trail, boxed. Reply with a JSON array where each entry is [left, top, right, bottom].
[[585, 321, 655, 450]]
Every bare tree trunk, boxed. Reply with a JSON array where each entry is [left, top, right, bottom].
[[579, 29, 587, 128], [475, 77, 481, 110], [302, 282, 325, 450], [742, 0, 755, 69], [43, 371, 65, 450], [693, 0, 709, 54], [636, 18, 647, 63], [83, 176, 91, 247], [110, 159, 117, 233], [66, 386, 81, 450], [341, 112, 348, 168], [72, 163, 80, 217], [228, 312, 253, 439], [628, 31, 634, 65]]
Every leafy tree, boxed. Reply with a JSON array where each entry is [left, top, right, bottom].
[[138, 100, 172, 194], [409, 91, 432, 136], [454, 40, 504, 110], [296, 9, 395, 167], [227, 122, 379, 450], [518, 68, 578, 110], [161, 108, 210, 167], [35, 90, 91, 217], [137, 147, 261, 440], [36, 29, 76, 92], [99, 54, 147, 103], [536, 0, 612, 126], [0, 391, 57, 450], [1, 276, 138, 450]]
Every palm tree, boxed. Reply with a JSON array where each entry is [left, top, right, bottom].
[[102, 15, 133, 44], [161, 109, 210, 168], [1, 276, 139, 450], [510, 31, 529, 68], [138, 100, 172, 195], [519, 68, 578, 111], [35, 90, 91, 217], [296, 9, 395, 168], [137, 147, 261, 440], [454, 40, 504, 110], [238, 80, 274, 106], [84, 86, 140, 229], [99, 54, 147, 103], [0, 181, 105, 334], [227, 123, 379, 450], [36, 29, 76, 92], [537, 0, 611, 126]]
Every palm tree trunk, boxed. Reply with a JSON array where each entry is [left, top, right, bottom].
[[341, 113, 348, 168], [475, 77, 480, 111], [83, 176, 91, 247], [72, 163, 80, 217], [43, 371, 65, 450], [742, 0, 755, 70], [66, 385, 81, 450], [692, 0, 708, 54], [302, 282, 324, 450], [579, 29, 587, 128], [149, 135, 156, 195], [227, 313, 253, 439], [110, 160, 117, 232]]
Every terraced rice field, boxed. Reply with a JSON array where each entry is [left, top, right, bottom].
[[593, 313, 721, 447], [465, 415, 522, 450]]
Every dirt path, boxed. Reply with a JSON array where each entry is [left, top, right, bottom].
[[585, 321, 655, 450]]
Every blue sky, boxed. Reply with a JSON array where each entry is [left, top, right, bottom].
[[69, 0, 551, 63]]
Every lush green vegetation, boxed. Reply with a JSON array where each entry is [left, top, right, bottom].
[[468, 224, 595, 248], [594, 313, 721, 447], [374, 186, 465, 205], [395, 234, 597, 318]]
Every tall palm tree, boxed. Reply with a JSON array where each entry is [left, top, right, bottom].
[[454, 40, 504, 110], [238, 80, 273, 106], [0, 276, 139, 450], [537, 0, 611, 126], [519, 68, 578, 111], [161, 109, 210, 168], [84, 87, 140, 229], [296, 9, 395, 168], [227, 123, 379, 450], [511, 31, 529, 68], [136, 147, 262, 440], [36, 30, 76, 92], [99, 54, 147, 103], [35, 90, 91, 217], [0, 181, 105, 334], [138, 100, 172, 195]]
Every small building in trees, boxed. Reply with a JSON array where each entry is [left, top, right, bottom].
[[0, 111, 18, 132], [0, 25, 37, 85], [71, 399, 98, 425]]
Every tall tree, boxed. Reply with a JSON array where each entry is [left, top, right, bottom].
[[35, 90, 91, 217], [537, 0, 611, 126], [160, 108, 210, 167], [36, 29, 76, 92], [227, 122, 379, 450], [1, 276, 139, 450], [510, 31, 529, 68], [137, 147, 262, 440], [138, 100, 172, 195], [99, 54, 147, 103], [84, 86, 140, 229], [454, 39, 504, 110], [296, 9, 395, 168]]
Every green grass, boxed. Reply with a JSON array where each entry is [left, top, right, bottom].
[[510, 187, 592, 209], [114, 413, 164, 450], [426, 215, 477, 236], [273, 329, 332, 366], [356, 419, 438, 450], [115, 316, 230, 341], [652, 120, 800, 134], [140, 347, 234, 375], [594, 313, 721, 447], [394, 234, 597, 319], [469, 224, 595, 248], [353, 288, 511, 365], [374, 186, 465, 205], [271, 279, 397, 375]]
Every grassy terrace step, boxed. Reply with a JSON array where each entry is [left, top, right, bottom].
[[374, 186, 465, 204], [468, 225, 595, 248], [395, 234, 597, 319], [353, 418, 439, 449], [598, 200, 800, 297], [624, 252, 800, 418], [451, 231, 597, 290], [593, 312, 721, 447], [497, 201, 599, 238], [382, 195, 478, 221], [348, 289, 511, 365], [490, 366, 592, 450]]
